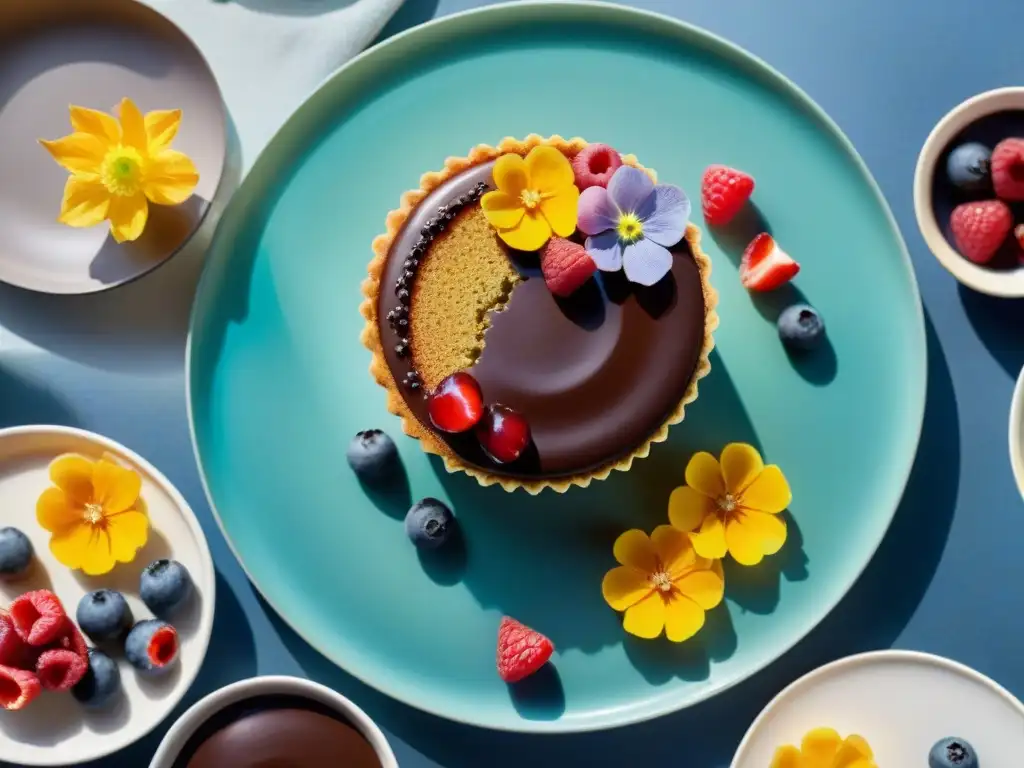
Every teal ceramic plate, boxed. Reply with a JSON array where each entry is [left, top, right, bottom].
[[188, 1, 926, 732]]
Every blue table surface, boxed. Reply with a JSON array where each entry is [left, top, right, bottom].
[[3, 0, 1024, 765]]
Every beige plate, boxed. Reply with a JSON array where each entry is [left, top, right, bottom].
[[0, 0, 227, 295]]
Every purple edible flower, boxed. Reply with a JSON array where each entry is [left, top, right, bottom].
[[577, 166, 691, 286]]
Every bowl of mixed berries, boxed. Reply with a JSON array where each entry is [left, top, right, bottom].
[[915, 86, 1024, 296]]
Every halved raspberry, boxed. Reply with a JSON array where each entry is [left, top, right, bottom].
[[0, 663, 41, 710], [48, 619, 89, 661], [0, 611, 27, 667], [571, 144, 623, 190], [148, 625, 179, 668], [36, 648, 88, 691], [9, 590, 67, 646]]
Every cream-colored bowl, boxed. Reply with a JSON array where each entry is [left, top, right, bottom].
[[913, 87, 1024, 297], [148, 676, 398, 768], [1008, 363, 1024, 503]]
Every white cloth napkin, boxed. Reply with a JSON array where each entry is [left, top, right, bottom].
[[142, 0, 405, 165]]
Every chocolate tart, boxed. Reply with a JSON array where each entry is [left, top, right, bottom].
[[360, 135, 718, 493]]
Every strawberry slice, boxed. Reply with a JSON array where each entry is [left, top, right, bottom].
[[740, 233, 800, 291]]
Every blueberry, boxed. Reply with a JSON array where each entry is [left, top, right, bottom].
[[778, 304, 826, 351], [929, 737, 978, 768], [72, 649, 121, 708], [0, 527, 33, 579], [124, 619, 178, 675], [76, 589, 133, 641], [140, 559, 193, 619], [346, 429, 399, 484], [405, 498, 454, 549], [947, 142, 992, 192]]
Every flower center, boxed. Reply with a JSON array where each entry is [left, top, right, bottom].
[[717, 493, 737, 514], [100, 146, 144, 197], [83, 503, 104, 525], [519, 188, 542, 210], [650, 571, 673, 592], [617, 212, 643, 243]]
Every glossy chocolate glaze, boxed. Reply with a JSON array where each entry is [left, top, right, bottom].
[[378, 161, 707, 478], [176, 695, 382, 768]]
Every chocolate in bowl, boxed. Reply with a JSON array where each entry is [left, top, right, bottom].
[[148, 676, 397, 768], [173, 694, 382, 768]]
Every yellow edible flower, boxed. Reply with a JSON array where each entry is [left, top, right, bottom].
[[771, 728, 877, 768], [36, 454, 149, 576], [480, 146, 580, 251], [601, 526, 724, 642], [39, 98, 199, 243], [668, 443, 791, 566]]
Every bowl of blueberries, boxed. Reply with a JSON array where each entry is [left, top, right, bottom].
[[914, 86, 1024, 296]]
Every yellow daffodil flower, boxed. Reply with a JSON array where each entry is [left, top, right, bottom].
[[480, 146, 580, 251], [668, 443, 791, 566], [601, 525, 724, 642], [39, 98, 199, 243], [771, 728, 877, 768], [36, 453, 149, 576]]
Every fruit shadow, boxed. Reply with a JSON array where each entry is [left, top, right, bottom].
[[706, 201, 772, 265], [0, 556, 54, 601], [357, 459, 412, 521], [417, 523, 468, 586], [426, 349, 802, 668], [507, 663, 566, 721], [748, 283, 837, 387]]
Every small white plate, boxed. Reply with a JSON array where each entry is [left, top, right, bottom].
[[0, 0, 227, 294], [0, 425, 215, 766], [731, 650, 1024, 767], [1008, 364, 1024, 502], [149, 676, 398, 768], [913, 87, 1024, 297]]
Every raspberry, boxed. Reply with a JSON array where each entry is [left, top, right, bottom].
[[36, 648, 88, 691], [701, 165, 755, 226], [50, 619, 89, 661], [540, 237, 596, 297], [0, 663, 41, 710], [991, 138, 1024, 201], [496, 616, 554, 683], [950, 200, 1012, 264], [9, 589, 67, 646], [0, 611, 27, 667], [571, 144, 623, 190]]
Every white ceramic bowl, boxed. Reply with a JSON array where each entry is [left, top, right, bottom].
[[731, 650, 1024, 767], [149, 675, 398, 768], [913, 87, 1024, 297], [1008, 364, 1024, 501]]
